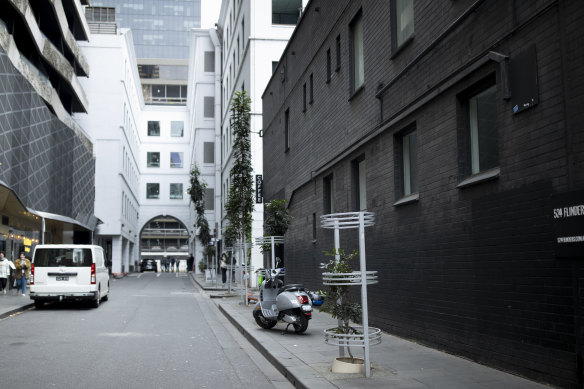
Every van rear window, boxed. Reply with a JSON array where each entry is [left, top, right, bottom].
[[34, 248, 93, 267]]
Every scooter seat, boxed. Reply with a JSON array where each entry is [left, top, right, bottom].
[[278, 284, 306, 294]]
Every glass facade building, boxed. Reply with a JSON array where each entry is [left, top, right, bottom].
[[93, 0, 201, 59], [93, 0, 201, 105]]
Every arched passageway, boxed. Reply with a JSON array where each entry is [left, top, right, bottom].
[[140, 216, 191, 272]]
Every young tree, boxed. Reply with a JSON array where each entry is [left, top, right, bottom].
[[225, 90, 254, 247], [188, 164, 211, 265]]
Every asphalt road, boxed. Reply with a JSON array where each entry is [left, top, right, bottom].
[[0, 272, 293, 389]]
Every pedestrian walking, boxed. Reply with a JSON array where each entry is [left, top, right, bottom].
[[220, 254, 228, 285], [0, 251, 12, 294], [171, 257, 176, 272], [14, 252, 31, 296]]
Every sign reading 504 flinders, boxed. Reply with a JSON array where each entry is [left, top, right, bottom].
[[552, 190, 584, 258]]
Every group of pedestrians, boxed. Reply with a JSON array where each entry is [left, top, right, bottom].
[[0, 251, 31, 296], [161, 257, 180, 272]]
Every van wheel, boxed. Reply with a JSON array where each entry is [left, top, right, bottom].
[[91, 289, 101, 308], [34, 301, 44, 309]]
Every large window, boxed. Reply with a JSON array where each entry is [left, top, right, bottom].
[[170, 152, 183, 168], [147, 152, 160, 168], [350, 11, 364, 94], [204, 142, 215, 164], [171, 121, 184, 137], [468, 85, 498, 175], [272, 0, 302, 25], [204, 51, 215, 72], [146, 183, 160, 199], [323, 174, 335, 214], [352, 156, 367, 211], [392, 0, 415, 49], [204, 188, 215, 210], [147, 121, 160, 136], [284, 108, 290, 151], [170, 183, 183, 200], [204, 96, 214, 118], [395, 127, 418, 198]]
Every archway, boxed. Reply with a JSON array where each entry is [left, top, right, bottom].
[[140, 216, 191, 272]]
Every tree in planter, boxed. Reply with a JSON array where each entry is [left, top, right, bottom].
[[188, 164, 211, 269], [320, 249, 362, 361], [225, 90, 254, 259]]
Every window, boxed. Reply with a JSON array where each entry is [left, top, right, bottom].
[[170, 183, 183, 200], [272, 61, 278, 73], [147, 152, 160, 168], [392, 0, 414, 50], [303, 83, 307, 112], [284, 108, 290, 151], [309, 74, 314, 104], [204, 51, 215, 72], [146, 183, 160, 199], [170, 152, 183, 168], [468, 84, 498, 175], [323, 174, 335, 214], [204, 96, 214, 118], [326, 49, 331, 82], [336, 35, 341, 71], [204, 142, 215, 164], [395, 127, 418, 198], [204, 188, 215, 210], [171, 121, 184, 137], [148, 121, 160, 136], [312, 213, 317, 241], [272, 0, 302, 25], [352, 156, 366, 211], [350, 11, 364, 93]]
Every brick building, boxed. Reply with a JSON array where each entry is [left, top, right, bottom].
[[261, 0, 584, 387]]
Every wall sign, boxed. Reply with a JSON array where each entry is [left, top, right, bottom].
[[256, 175, 263, 204], [552, 190, 584, 258]]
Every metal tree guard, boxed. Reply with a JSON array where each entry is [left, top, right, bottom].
[[233, 239, 253, 305], [254, 236, 284, 269], [321, 211, 380, 378], [223, 246, 235, 293]]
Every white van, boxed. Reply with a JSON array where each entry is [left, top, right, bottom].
[[30, 245, 110, 309]]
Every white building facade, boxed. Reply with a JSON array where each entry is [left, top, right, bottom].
[[217, 0, 305, 278], [76, 29, 142, 273]]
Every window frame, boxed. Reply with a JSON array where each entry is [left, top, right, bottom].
[[147, 121, 160, 136], [351, 155, 367, 211], [391, 0, 415, 55], [394, 124, 419, 204], [170, 152, 184, 168], [323, 174, 335, 214], [170, 183, 183, 200], [284, 108, 290, 152], [146, 183, 160, 199], [170, 121, 184, 137], [456, 74, 500, 187], [349, 10, 364, 96], [146, 152, 160, 168]]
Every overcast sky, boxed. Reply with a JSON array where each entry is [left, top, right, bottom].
[[201, 0, 221, 29]]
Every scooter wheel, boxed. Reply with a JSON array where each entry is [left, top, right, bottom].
[[293, 312, 309, 334], [253, 308, 277, 329]]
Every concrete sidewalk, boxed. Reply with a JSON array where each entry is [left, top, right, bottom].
[[0, 289, 34, 320], [194, 274, 550, 389]]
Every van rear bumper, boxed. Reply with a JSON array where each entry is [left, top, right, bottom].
[[30, 292, 97, 301]]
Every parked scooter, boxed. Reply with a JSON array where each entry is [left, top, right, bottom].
[[253, 268, 312, 333]]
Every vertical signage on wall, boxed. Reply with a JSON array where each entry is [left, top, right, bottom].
[[552, 190, 584, 258], [256, 175, 263, 204]]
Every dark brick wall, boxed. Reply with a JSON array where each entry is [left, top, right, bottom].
[[0, 46, 95, 222], [263, 0, 584, 387]]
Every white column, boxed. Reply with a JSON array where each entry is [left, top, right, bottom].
[[112, 236, 123, 274]]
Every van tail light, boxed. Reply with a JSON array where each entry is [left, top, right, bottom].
[[297, 295, 309, 305], [91, 263, 96, 284], [30, 264, 34, 285]]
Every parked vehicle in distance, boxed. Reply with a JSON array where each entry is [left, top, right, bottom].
[[140, 258, 158, 272], [29, 245, 110, 309]]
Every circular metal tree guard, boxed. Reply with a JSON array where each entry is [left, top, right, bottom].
[[320, 211, 380, 378], [255, 236, 284, 269], [234, 240, 253, 305]]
